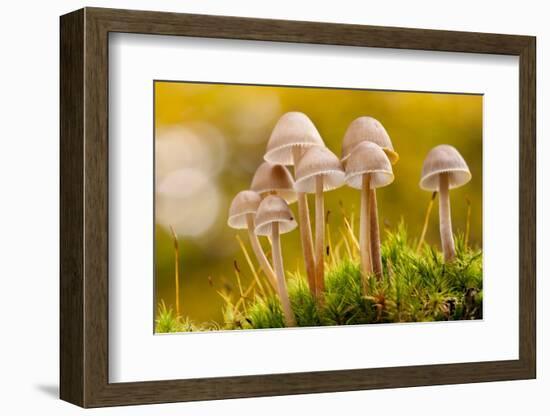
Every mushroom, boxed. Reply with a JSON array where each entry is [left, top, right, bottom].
[[264, 112, 325, 295], [227, 190, 278, 291], [294, 146, 345, 298], [341, 116, 399, 165], [341, 116, 399, 279], [250, 161, 297, 204], [344, 142, 394, 287], [420, 145, 471, 262], [255, 195, 298, 327]]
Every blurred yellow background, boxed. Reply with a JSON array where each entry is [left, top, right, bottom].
[[154, 81, 482, 325]]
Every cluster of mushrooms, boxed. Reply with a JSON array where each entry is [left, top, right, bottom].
[[228, 112, 471, 327]]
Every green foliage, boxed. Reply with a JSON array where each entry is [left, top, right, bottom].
[[156, 222, 483, 333], [247, 295, 285, 329], [155, 300, 185, 333]]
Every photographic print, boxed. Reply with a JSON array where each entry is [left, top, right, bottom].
[[154, 81, 483, 333]]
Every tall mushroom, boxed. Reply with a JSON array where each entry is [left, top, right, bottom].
[[420, 145, 471, 262], [254, 195, 298, 327], [294, 146, 345, 298], [344, 142, 394, 288], [264, 112, 325, 295], [341, 116, 399, 279], [250, 161, 297, 204], [227, 190, 278, 291]]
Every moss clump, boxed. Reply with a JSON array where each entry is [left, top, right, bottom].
[[156, 222, 482, 333]]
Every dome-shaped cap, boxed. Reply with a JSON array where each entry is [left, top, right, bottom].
[[419, 145, 471, 191], [341, 116, 399, 164], [294, 146, 345, 193], [250, 162, 297, 204], [227, 190, 262, 229], [264, 112, 325, 165], [345, 141, 394, 190], [254, 195, 298, 236]]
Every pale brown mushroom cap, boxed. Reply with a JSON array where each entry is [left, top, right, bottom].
[[264, 112, 325, 165], [227, 190, 262, 229], [344, 141, 394, 189], [250, 161, 297, 204], [341, 116, 399, 164], [254, 195, 298, 236], [420, 144, 471, 191], [294, 146, 345, 193]]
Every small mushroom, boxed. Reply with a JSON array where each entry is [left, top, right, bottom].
[[341, 116, 399, 165], [255, 195, 298, 327], [420, 145, 471, 262], [294, 146, 345, 298], [264, 112, 325, 295], [345, 142, 394, 287], [250, 161, 297, 203], [341, 116, 398, 278], [228, 190, 278, 291]]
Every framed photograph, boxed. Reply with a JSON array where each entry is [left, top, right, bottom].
[[60, 7, 536, 408]]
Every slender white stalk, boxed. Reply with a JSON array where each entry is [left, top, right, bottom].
[[271, 223, 296, 327], [369, 189, 383, 279], [315, 175, 325, 298], [360, 174, 372, 289], [246, 214, 278, 292], [439, 173, 455, 262], [292, 147, 316, 296]]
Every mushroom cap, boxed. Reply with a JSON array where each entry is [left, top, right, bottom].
[[344, 141, 394, 189], [250, 161, 297, 203], [254, 195, 298, 236], [341, 116, 399, 164], [294, 146, 345, 193], [264, 112, 325, 165], [419, 144, 471, 191], [227, 190, 262, 229]]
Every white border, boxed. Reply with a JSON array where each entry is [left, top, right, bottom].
[[109, 33, 519, 383]]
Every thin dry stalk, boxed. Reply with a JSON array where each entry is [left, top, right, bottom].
[[169, 225, 181, 317], [325, 210, 336, 268], [235, 279, 257, 314], [233, 260, 245, 298], [465, 196, 472, 248], [236, 235, 268, 298], [340, 229, 353, 259], [416, 191, 437, 253]]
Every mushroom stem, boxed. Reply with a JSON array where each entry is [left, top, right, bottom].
[[169, 226, 181, 317], [292, 147, 316, 296], [369, 189, 383, 280], [360, 174, 372, 288], [246, 214, 278, 292], [271, 222, 296, 327], [315, 175, 325, 298], [439, 173, 456, 262]]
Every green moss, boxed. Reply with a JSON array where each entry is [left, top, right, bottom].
[[157, 223, 483, 333]]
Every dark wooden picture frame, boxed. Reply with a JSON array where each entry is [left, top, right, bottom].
[[60, 7, 536, 408]]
